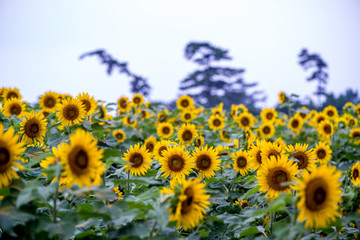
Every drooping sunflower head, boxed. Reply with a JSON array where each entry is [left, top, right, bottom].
[[123, 116, 137, 128], [257, 154, 299, 200], [296, 107, 310, 121], [355, 104, 360, 117], [117, 96, 132, 113], [286, 143, 316, 172], [0, 125, 25, 188], [164, 178, 210, 230], [19, 111, 47, 144], [343, 102, 355, 114], [211, 102, 224, 116], [249, 141, 263, 170], [350, 128, 360, 145], [60, 128, 105, 189], [323, 105, 339, 120], [2, 98, 26, 118], [159, 145, 194, 179], [154, 140, 173, 160], [260, 108, 277, 123], [56, 98, 86, 127], [351, 162, 360, 186], [157, 122, 174, 139], [195, 135, 205, 147], [278, 91, 286, 104], [181, 110, 195, 123], [39, 91, 59, 112], [208, 114, 225, 130], [314, 141, 332, 164], [144, 135, 157, 154], [318, 119, 334, 139], [312, 112, 326, 126], [76, 92, 98, 116], [132, 93, 144, 107], [176, 95, 194, 111], [231, 149, 252, 176], [295, 165, 342, 229], [260, 141, 284, 162], [2, 87, 22, 101], [219, 130, 231, 143], [288, 115, 304, 133], [237, 112, 254, 129], [192, 145, 220, 178], [123, 143, 153, 176], [112, 129, 126, 143], [259, 122, 275, 139], [157, 109, 169, 123]]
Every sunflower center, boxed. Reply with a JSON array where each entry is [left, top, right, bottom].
[[262, 126, 270, 134], [213, 119, 221, 126], [44, 96, 56, 108], [120, 100, 127, 108], [300, 113, 306, 119], [353, 169, 359, 180], [116, 133, 123, 140], [181, 187, 194, 214], [352, 132, 360, 138], [130, 153, 143, 168], [237, 156, 247, 168], [324, 124, 332, 134], [305, 178, 327, 211], [146, 142, 154, 153], [317, 116, 325, 124], [241, 117, 250, 127], [69, 147, 89, 174], [168, 155, 184, 172], [7, 92, 18, 100], [158, 146, 167, 157], [181, 100, 189, 108], [267, 168, 289, 191], [266, 112, 273, 120], [349, 119, 355, 127], [10, 104, 22, 115], [256, 151, 262, 164], [162, 127, 170, 135], [317, 149, 326, 159], [184, 113, 191, 120], [182, 130, 193, 141], [134, 97, 140, 104], [81, 100, 91, 112], [24, 119, 40, 138], [42, 111, 50, 118], [0, 147, 10, 167], [291, 152, 308, 170], [196, 154, 211, 170], [63, 105, 79, 120], [327, 110, 334, 117], [291, 119, 299, 128]]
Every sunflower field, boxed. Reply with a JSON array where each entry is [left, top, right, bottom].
[[1, 87, 360, 240]]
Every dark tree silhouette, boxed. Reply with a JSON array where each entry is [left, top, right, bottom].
[[79, 49, 151, 97], [179, 42, 264, 110], [298, 49, 328, 106]]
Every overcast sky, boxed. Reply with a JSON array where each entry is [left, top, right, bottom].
[[0, 0, 359, 107]]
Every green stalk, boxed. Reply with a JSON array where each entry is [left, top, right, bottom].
[[270, 211, 275, 234], [53, 179, 59, 223], [127, 171, 130, 193]]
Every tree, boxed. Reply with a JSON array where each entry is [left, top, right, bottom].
[[79, 49, 151, 97], [179, 42, 264, 110], [298, 49, 328, 106]]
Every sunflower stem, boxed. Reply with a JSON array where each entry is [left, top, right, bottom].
[[292, 193, 298, 225], [53, 179, 59, 223], [127, 171, 130, 193], [270, 211, 275, 234], [149, 220, 157, 239]]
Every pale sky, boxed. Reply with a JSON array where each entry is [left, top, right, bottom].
[[1, 0, 359, 107]]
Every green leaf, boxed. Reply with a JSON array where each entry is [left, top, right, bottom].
[[242, 185, 260, 199], [238, 226, 263, 238], [47, 133, 62, 147]]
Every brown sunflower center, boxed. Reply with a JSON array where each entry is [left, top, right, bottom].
[[327, 110, 334, 117], [213, 119, 221, 127], [181, 187, 194, 214], [349, 119, 355, 127], [63, 105, 79, 120], [291, 119, 299, 128], [184, 113, 191, 120], [130, 153, 143, 168], [241, 117, 250, 127], [69, 147, 89, 174], [182, 130, 193, 141], [116, 133, 123, 140], [81, 100, 91, 112], [291, 152, 308, 170], [162, 126, 170, 135], [300, 113, 306, 119], [305, 178, 327, 211], [316, 149, 326, 159], [44, 96, 56, 108], [353, 169, 359, 180], [42, 111, 50, 118], [7, 91, 18, 100], [146, 142, 154, 153], [133, 97, 141, 104], [158, 146, 167, 157], [352, 131, 360, 138], [120, 99, 127, 108], [266, 112, 273, 120], [256, 151, 262, 164], [10, 104, 22, 115], [168, 155, 184, 172], [0, 147, 10, 167], [262, 126, 271, 134], [180, 100, 189, 108], [317, 116, 325, 124], [196, 154, 211, 170], [24, 119, 40, 138], [266, 167, 289, 191], [236, 156, 247, 168], [323, 124, 332, 134]]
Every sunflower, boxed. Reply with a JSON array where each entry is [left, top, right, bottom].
[[312, 112, 326, 126], [288, 115, 304, 133], [123, 116, 137, 128], [19, 111, 47, 144], [76, 92, 97, 116], [260, 141, 284, 162], [159, 145, 194, 179], [39, 91, 59, 112], [278, 91, 286, 104], [163, 178, 210, 230], [112, 129, 126, 143], [157, 122, 174, 139], [40, 144, 68, 185], [2, 87, 22, 101], [138, 109, 151, 119], [231, 150, 252, 176], [249, 141, 263, 170], [347, 115, 358, 128], [208, 114, 225, 130], [195, 135, 205, 147], [318, 120, 334, 139], [257, 155, 299, 199], [176, 95, 194, 111], [355, 104, 360, 117], [157, 109, 169, 123], [219, 130, 231, 143], [343, 102, 355, 114], [350, 162, 360, 186], [237, 112, 254, 129], [192, 146, 220, 178], [118, 96, 132, 113], [296, 107, 310, 122], [56, 98, 86, 126], [259, 122, 275, 138], [314, 142, 332, 164], [0, 125, 25, 188], [132, 93, 144, 107], [177, 123, 198, 145], [154, 140, 173, 160], [181, 110, 195, 123], [323, 105, 338, 120], [211, 103, 224, 116], [295, 165, 342, 228], [286, 143, 316, 172], [60, 129, 105, 189], [2, 98, 26, 118], [144, 135, 157, 154], [350, 128, 360, 145], [260, 108, 277, 123], [123, 143, 152, 176]]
